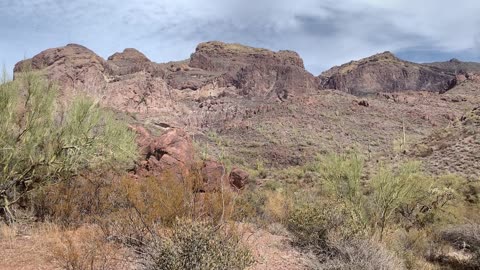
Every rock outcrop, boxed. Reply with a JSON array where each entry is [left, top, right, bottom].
[[319, 51, 457, 95], [190, 41, 318, 99], [134, 127, 195, 179], [14, 44, 109, 91]]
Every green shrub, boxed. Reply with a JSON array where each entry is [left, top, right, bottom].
[[139, 219, 254, 270], [0, 71, 137, 223], [370, 162, 433, 240], [287, 200, 337, 251]]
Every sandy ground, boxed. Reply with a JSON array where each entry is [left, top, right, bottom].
[[0, 222, 307, 270]]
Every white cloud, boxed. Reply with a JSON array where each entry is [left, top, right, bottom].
[[1, 0, 479, 75]]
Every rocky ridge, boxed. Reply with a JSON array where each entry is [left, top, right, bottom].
[[319, 51, 458, 94]]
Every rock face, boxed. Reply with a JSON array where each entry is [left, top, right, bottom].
[[13, 41, 318, 129], [319, 51, 457, 95], [107, 48, 154, 76], [190, 41, 317, 99]]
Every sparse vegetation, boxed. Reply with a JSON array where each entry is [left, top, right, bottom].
[[0, 70, 137, 223]]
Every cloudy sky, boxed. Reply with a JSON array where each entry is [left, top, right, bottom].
[[1, 0, 479, 75]]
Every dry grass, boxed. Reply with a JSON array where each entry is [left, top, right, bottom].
[[47, 224, 131, 270]]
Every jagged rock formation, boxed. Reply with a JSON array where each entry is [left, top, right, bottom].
[[319, 51, 457, 94], [13, 41, 319, 129]]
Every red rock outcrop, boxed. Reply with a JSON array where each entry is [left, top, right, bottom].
[[14, 44, 109, 91], [190, 41, 318, 99], [319, 51, 457, 95], [134, 127, 195, 179]]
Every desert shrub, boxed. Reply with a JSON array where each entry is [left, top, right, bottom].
[[264, 190, 292, 223], [390, 229, 436, 270], [232, 188, 267, 223], [0, 71, 137, 223], [32, 171, 122, 226], [369, 161, 434, 239], [308, 238, 405, 270], [138, 219, 254, 270], [440, 224, 480, 253], [287, 200, 339, 253], [318, 152, 370, 234]]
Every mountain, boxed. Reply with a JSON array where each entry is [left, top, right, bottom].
[[319, 51, 457, 95], [425, 58, 480, 74], [12, 42, 480, 178]]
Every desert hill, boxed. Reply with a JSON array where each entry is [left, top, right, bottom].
[[13, 42, 480, 178]]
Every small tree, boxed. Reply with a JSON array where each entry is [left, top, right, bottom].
[[319, 152, 369, 234], [370, 162, 432, 240], [0, 70, 138, 223]]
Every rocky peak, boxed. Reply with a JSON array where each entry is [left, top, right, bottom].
[[107, 48, 154, 76], [14, 43, 108, 90], [108, 48, 150, 63], [189, 41, 314, 99], [319, 51, 457, 95], [190, 41, 305, 71]]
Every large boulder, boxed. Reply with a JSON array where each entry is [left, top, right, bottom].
[[133, 127, 195, 179], [200, 160, 226, 192], [229, 167, 249, 190], [319, 51, 457, 95]]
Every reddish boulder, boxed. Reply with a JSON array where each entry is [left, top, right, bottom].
[[133, 127, 195, 179], [229, 168, 249, 190], [201, 160, 226, 192]]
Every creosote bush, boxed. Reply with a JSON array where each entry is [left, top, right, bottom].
[[0, 70, 137, 223]]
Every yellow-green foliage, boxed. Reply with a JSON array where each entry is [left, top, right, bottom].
[[0, 71, 137, 222], [370, 162, 433, 239]]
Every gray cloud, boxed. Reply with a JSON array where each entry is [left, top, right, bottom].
[[1, 0, 480, 76]]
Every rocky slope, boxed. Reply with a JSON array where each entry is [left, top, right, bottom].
[[412, 106, 480, 179], [12, 42, 480, 178], [319, 51, 457, 95]]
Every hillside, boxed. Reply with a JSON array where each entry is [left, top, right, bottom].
[[12, 42, 480, 177], [3, 41, 480, 270]]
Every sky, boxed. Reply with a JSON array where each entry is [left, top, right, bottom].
[[1, 0, 479, 75]]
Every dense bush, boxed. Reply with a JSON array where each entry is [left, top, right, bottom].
[[0, 71, 137, 223], [138, 219, 254, 270]]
